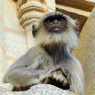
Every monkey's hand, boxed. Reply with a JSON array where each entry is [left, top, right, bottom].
[[42, 65, 71, 89]]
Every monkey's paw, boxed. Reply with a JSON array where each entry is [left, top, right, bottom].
[[42, 66, 71, 89]]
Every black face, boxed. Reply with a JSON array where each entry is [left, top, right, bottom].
[[43, 12, 67, 33]]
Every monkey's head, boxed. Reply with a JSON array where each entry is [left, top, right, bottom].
[[33, 12, 79, 50]]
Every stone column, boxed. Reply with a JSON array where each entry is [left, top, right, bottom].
[[0, 0, 6, 82], [15, 0, 56, 48]]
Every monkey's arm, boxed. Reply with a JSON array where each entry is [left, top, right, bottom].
[[3, 47, 53, 87]]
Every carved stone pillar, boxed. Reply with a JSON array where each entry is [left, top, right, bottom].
[[14, 0, 56, 48]]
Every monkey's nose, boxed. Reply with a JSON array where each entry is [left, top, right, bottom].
[[52, 20, 60, 26]]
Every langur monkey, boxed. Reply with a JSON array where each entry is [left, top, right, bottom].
[[3, 12, 84, 95]]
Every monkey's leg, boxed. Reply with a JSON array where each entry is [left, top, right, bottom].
[[42, 66, 71, 89]]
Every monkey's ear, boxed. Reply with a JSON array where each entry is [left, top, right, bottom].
[[75, 20, 80, 35], [32, 21, 40, 37], [75, 20, 80, 31], [32, 25, 36, 37]]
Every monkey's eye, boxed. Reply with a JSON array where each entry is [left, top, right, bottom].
[[44, 15, 67, 23]]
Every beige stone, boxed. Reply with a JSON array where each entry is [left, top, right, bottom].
[[73, 8, 95, 95], [0, 0, 28, 82], [0, 84, 78, 95]]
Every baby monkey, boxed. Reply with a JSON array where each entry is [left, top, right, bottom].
[[3, 12, 84, 95]]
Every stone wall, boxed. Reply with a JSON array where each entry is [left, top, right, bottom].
[[73, 8, 95, 95]]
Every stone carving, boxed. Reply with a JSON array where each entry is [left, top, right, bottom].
[[14, 0, 55, 48], [17, 0, 47, 28]]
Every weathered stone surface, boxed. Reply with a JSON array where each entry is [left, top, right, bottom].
[[0, 84, 78, 95], [73, 8, 95, 95]]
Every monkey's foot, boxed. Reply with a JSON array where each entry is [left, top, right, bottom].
[[42, 66, 71, 89], [12, 85, 31, 91]]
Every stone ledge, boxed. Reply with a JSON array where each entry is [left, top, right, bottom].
[[0, 84, 78, 95]]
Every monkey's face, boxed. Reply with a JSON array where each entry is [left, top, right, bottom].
[[33, 12, 79, 50], [43, 13, 67, 33]]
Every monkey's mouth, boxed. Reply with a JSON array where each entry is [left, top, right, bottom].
[[49, 27, 63, 33]]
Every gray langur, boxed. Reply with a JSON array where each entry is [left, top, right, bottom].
[[3, 12, 84, 95]]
